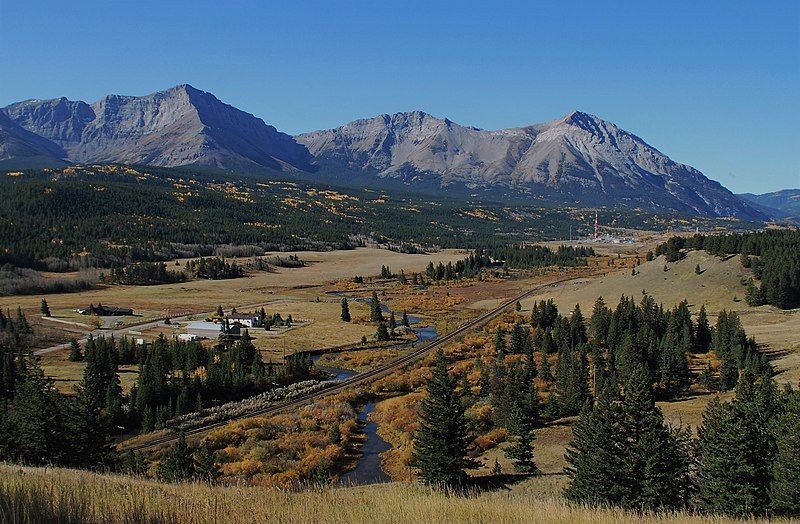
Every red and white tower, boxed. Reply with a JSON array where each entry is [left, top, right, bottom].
[[594, 211, 599, 239]]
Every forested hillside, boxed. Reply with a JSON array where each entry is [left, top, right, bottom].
[[0, 164, 754, 271]]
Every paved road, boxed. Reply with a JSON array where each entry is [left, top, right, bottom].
[[120, 277, 576, 452]]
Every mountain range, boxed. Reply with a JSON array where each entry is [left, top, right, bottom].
[[738, 189, 800, 220], [0, 84, 781, 221]]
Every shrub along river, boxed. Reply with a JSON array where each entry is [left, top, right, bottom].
[[314, 294, 438, 485]]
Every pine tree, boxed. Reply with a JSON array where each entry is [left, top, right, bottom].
[[770, 385, 800, 515], [504, 381, 540, 473], [389, 311, 397, 330], [618, 365, 690, 510], [340, 298, 351, 322], [564, 385, 625, 506], [39, 299, 50, 317], [66, 378, 114, 468], [68, 338, 82, 362], [9, 355, 65, 465], [156, 433, 194, 482], [696, 372, 776, 516], [539, 353, 553, 382], [412, 349, 475, 488], [564, 365, 690, 510], [375, 322, 390, 342], [695, 305, 712, 353], [329, 423, 342, 445], [590, 296, 611, 346], [369, 291, 383, 322], [122, 449, 148, 477], [494, 327, 506, 356], [402, 311, 410, 327]]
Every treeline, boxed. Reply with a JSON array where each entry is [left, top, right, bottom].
[[482, 244, 594, 268], [0, 265, 98, 296], [656, 230, 800, 309], [421, 244, 594, 283], [104, 261, 185, 285], [185, 257, 244, 280], [425, 253, 493, 281], [2, 165, 722, 272]]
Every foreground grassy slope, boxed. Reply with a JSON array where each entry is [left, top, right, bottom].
[[0, 464, 780, 524]]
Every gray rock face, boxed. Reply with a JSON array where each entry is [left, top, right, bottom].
[[1, 85, 312, 172], [0, 85, 765, 219], [297, 110, 764, 219]]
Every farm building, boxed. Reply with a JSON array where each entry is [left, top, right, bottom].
[[229, 313, 261, 328], [78, 304, 134, 316], [186, 321, 241, 340]]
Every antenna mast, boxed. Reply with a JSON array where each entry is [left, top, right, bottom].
[[594, 211, 599, 239]]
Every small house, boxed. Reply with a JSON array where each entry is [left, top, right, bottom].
[[229, 313, 261, 328], [78, 304, 134, 316]]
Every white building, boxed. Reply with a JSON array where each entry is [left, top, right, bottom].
[[229, 313, 261, 328], [186, 321, 224, 339], [186, 321, 241, 340]]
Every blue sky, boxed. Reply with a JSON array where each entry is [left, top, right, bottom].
[[1, 0, 798, 193]]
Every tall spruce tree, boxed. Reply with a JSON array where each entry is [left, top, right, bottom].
[[369, 291, 384, 322], [696, 372, 776, 516], [564, 365, 690, 510], [412, 349, 475, 488], [9, 354, 65, 465], [504, 378, 540, 473], [695, 305, 712, 353], [770, 385, 800, 516], [375, 322, 390, 341], [340, 298, 351, 322], [67, 378, 114, 468], [564, 384, 625, 505]]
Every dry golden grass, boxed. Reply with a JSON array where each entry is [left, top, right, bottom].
[[0, 248, 466, 320], [249, 299, 377, 360], [0, 464, 782, 524]]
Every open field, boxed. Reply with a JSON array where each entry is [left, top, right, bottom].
[[0, 464, 783, 524], [3, 248, 464, 390], [0, 248, 466, 319]]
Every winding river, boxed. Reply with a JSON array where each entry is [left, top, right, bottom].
[[314, 292, 438, 485]]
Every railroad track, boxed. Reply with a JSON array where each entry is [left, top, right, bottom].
[[120, 278, 573, 452]]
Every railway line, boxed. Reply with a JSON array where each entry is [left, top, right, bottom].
[[120, 277, 572, 452]]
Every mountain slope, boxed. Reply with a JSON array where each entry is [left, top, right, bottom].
[[1, 86, 765, 219], [738, 189, 800, 220], [0, 111, 68, 169], [1, 85, 312, 173], [298, 110, 765, 219]]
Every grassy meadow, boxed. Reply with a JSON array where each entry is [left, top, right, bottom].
[[0, 464, 784, 524]]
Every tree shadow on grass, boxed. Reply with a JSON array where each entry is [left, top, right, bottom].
[[461, 471, 544, 494]]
